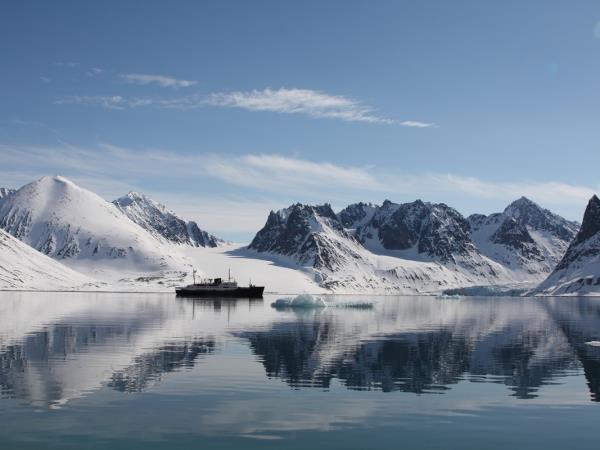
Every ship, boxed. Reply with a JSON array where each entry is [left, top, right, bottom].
[[175, 269, 264, 298]]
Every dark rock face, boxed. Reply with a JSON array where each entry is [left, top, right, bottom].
[[113, 192, 222, 248], [250, 204, 340, 253], [573, 195, 600, 245], [249, 203, 359, 270], [355, 200, 477, 262], [555, 195, 600, 271], [491, 217, 543, 260], [337, 202, 376, 228]]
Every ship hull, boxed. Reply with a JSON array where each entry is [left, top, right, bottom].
[[175, 286, 264, 298]]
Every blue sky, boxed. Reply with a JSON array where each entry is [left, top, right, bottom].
[[1, 1, 600, 241]]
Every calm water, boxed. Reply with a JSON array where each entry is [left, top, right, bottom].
[[1, 293, 599, 449]]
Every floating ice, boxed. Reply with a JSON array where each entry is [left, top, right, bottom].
[[585, 341, 600, 347], [271, 294, 327, 309]]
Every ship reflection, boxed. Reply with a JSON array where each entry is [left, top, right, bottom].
[[178, 296, 263, 311]]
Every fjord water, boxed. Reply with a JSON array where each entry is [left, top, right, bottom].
[[0, 293, 599, 449]]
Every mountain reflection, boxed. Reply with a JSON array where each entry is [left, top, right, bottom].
[[1, 293, 600, 408], [239, 298, 600, 401], [108, 339, 216, 392]]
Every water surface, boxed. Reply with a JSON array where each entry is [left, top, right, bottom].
[[1, 292, 599, 449]]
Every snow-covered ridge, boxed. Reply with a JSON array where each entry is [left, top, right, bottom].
[[113, 191, 223, 248], [534, 195, 600, 295]]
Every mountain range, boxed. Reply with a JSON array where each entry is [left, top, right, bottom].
[[249, 197, 581, 293], [0, 175, 598, 295]]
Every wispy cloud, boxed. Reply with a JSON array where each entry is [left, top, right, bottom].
[[1, 142, 596, 224], [55, 95, 153, 110], [54, 83, 432, 126], [120, 73, 197, 88], [437, 173, 597, 207], [205, 88, 393, 124], [200, 153, 384, 194], [399, 120, 435, 128], [39, 76, 51, 84]]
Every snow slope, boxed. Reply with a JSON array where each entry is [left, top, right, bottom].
[[0, 228, 93, 290], [534, 195, 600, 295]]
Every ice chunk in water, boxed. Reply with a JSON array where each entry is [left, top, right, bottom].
[[271, 294, 327, 309]]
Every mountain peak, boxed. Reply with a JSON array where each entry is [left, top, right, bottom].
[[504, 196, 538, 214], [516, 195, 534, 204], [38, 175, 74, 186], [575, 195, 600, 244]]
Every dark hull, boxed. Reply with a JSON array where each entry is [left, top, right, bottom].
[[175, 286, 264, 298]]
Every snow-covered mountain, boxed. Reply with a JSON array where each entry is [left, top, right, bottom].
[[0, 176, 185, 275], [248, 197, 580, 293], [113, 191, 223, 248], [468, 197, 579, 279], [249, 202, 518, 293], [248, 203, 380, 290], [0, 228, 92, 290], [534, 195, 600, 295], [340, 199, 528, 282]]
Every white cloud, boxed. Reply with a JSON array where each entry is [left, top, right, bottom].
[[40, 76, 51, 84], [120, 73, 197, 88], [2, 142, 596, 232], [205, 88, 393, 123]]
